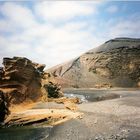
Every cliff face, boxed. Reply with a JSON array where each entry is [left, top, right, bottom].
[[47, 38, 140, 88], [0, 57, 63, 122]]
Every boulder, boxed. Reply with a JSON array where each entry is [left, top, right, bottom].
[[44, 81, 63, 98]]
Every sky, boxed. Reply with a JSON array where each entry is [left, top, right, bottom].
[[0, 1, 140, 68]]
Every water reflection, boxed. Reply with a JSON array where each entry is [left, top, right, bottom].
[[64, 93, 88, 103], [64, 92, 120, 103]]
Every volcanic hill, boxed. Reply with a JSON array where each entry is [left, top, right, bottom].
[[47, 38, 140, 88]]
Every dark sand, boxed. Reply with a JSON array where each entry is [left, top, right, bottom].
[[48, 88, 140, 140]]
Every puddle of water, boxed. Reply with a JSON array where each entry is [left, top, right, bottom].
[[64, 93, 88, 103], [64, 92, 120, 103], [0, 125, 52, 140]]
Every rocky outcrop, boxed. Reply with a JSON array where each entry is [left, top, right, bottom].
[[47, 38, 140, 88], [4, 108, 82, 127], [0, 57, 63, 123], [44, 82, 63, 98], [0, 57, 47, 104]]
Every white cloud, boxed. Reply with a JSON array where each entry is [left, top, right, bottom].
[[0, 1, 104, 67], [0, 2, 96, 67], [34, 1, 98, 21], [0, 20, 96, 68], [108, 15, 140, 38], [0, 2, 36, 29], [106, 5, 118, 13], [0, 1, 139, 69]]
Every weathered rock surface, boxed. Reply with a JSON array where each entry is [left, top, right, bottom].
[[0, 57, 47, 104], [4, 109, 82, 127], [47, 38, 140, 88], [0, 57, 63, 124]]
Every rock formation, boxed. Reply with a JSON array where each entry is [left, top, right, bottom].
[[0, 57, 63, 123], [0, 57, 47, 104], [44, 81, 63, 98], [47, 38, 140, 88]]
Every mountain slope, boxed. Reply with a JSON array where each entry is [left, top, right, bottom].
[[46, 38, 140, 88]]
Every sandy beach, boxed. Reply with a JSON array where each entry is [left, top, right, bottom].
[[48, 88, 140, 140]]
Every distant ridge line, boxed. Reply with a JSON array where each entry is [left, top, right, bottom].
[[105, 37, 140, 44]]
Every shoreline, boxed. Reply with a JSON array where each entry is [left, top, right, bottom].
[[0, 88, 140, 140], [63, 87, 140, 91]]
